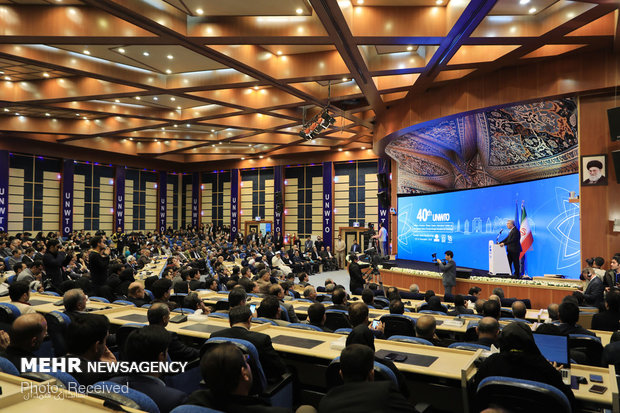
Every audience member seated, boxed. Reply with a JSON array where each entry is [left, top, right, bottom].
[[492, 287, 505, 300], [547, 303, 560, 323], [346, 302, 383, 350], [229, 287, 248, 309], [425, 296, 447, 314], [406, 284, 425, 300], [303, 286, 318, 303], [0, 313, 47, 371], [385, 286, 401, 302], [16, 260, 43, 285], [186, 342, 291, 413], [257, 296, 290, 326], [447, 295, 474, 316], [268, 283, 299, 323], [362, 288, 381, 309], [318, 344, 414, 413], [558, 301, 596, 336], [582, 268, 605, 309], [126, 282, 151, 307], [511, 300, 527, 320], [468, 286, 482, 299], [601, 331, 620, 372], [482, 299, 501, 320], [388, 299, 405, 315], [328, 287, 349, 311], [63, 288, 87, 318], [64, 313, 117, 385], [474, 317, 500, 347], [210, 305, 287, 383], [416, 315, 451, 347], [474, 322, 576, 409], [8, 281, 36, 314], [592, 290, 620, 332], [474, 299, 485, 315], [147, 303, 200, 361], [307, 303, 332, 332], [115, 325, 188, 413], [151, 279, 178, 311]]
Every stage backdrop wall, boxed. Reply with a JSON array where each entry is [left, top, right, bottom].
[[397, 174, 580, 278]]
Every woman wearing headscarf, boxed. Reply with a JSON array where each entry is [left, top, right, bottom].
[[473, 322, 576, 409]]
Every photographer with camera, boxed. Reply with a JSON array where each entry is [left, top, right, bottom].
[[434, 250, 456, 296]]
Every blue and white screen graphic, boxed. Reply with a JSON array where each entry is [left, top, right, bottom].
[[397, 174, 580, 278]]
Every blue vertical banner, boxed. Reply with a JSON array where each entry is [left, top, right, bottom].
[[273, 165, 284, 237], [114, 167, 125, 231], [0, 150, 9, 232], [158, 171, 167, 233], [61, 159, 74, 238], [378, 157, 390, 252], [322, 162, 334, 248], [191, 172, 200, 228], [230, 169, 240, 240]]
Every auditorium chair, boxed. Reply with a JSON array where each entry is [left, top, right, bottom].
[[448, 342, 490, 351], [476, 376, 572, 412], [21, 370, 80, 390], [0, 302, 21, 326], [324, 309, 351, 331], [115, 323, 146, 360], [171, 406, 224, 413], [201, 337, 293, 409], [334, 328, 352, 335], [379, 314, 416, 339], [252, 317, 278, 325], [113, 300, 136, 306], [90, 380, 160, 413], [89, 296, 110, 303], [326, 357, 399, 389], [287, 323, 323, 332], [44, 310, 71, 356], [0, 356, 19, 375], [568, 334, 603, 367], [373, 296, 390, 308], [388, 336, 433, 346]]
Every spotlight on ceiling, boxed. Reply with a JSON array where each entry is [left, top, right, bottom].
[[298, 109, 336, 141]]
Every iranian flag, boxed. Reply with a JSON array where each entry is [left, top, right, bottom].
[[519, 204, 533, 259]]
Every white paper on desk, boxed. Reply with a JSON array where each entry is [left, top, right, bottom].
[[330, 336, 347, 351]]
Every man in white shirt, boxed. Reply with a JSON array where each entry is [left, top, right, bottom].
[[8, 281, 37, 315]]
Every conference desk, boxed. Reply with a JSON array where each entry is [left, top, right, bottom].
[[135, 257, 168, 281], [0, 372, 146, 413], [0, 294, 125, 315]]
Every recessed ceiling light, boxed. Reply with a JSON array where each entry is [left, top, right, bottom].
[[45, 113, 50, 116], [167, 54, 174, 60], [186, 124, 191, 127], [296, 8, 303, 14], [219, 141, 222, 144], [76, 113, 80, 116], [528, 7, 537, 13], [83, 50, 90, 55], [361, 146, 366, 150], [135, 96, 141, 100], [165, 69, 172, 74], [407, 46, 413, 51], [253, 86, 259, 90], [83, 116, 87, 120], [118, 48, 125, 54], [338, 148, 342, 151], [176, 106, 181, 110], [143, 51, 150, 56], [435, 0, 443, 4], [259, 155, 264, 159], [276, 50, 283, 55], [43, 72, 50, 78], [170, 97, 175, 101], [4, 76, 11, 81], [114, 99, 120, 103], [212, 144, 215, 147], [248, 144, 252, 147], [3, 108, 9, 112], [14, 112, 19, 116], [241, 157, 245, 160], [153, 97, 158, 101], [154, 139, 158, 142], [519, 0, 530, 4], [342, 77, 348, 82], [129, 138, 133, 141], [196, 8, 204, 15], [357, 0, 364, 4]]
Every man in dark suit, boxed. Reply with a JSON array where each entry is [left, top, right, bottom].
[[447, 294, 474, 316], [583, 269, 605, 309], [147, 303, 199, 361], [592, 290, 620, 331], [348, 254, 366, 294], [307, 303, 332, 332], [558, 301, 596, 336], [186, 342, 291, 413], [499, 219, 522, 276], [350, 239, 361, 253], [602, 332, 620, 372], [435, 250, 456, 296], [319, 344, 414, 413], [112, 326, 188, 413], [474, 317, 500, 348], [210, 305, 287, 383], [1, 313, 47, 372]]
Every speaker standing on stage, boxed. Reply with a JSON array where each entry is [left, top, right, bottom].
[[435, 250, 456, 296], [499, 219, 522, 277]]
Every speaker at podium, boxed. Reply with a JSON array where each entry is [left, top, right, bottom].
[[489, 240, 511, 275]]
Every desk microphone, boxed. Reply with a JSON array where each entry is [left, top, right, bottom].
[[496, 229, 503, 243]]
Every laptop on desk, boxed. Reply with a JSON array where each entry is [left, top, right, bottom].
[[533, 333, 571, 385]]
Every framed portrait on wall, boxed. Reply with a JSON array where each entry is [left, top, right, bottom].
[[581, 154, 608, 186]]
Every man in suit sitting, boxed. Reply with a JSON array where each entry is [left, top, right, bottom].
[[447, 294, 474, 316], [1, 313, 47, 372], [582, 268, 605, 309], [416, 315, 452, 347], [474, 317, 500, 348], [592, 290, 620, 331], [256, 296, 290, 327], [113, 326, 188, 413], [558, 301, 596, 336], [147, 303, 199, 361], [318, 344, 414, 413], [511, 300, 527, 319], [186, 342, 291, 413], [126, 282, 151, 308], [328, 287, 349, 311], [210, 305, 288, 383], [307, 303, 332, 332]]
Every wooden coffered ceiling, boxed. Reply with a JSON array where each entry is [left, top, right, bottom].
[[0, 0, 618, 166]]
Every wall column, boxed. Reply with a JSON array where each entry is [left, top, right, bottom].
[[322, 162, 334, 248]]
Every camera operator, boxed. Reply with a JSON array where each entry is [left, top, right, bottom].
[[435, 250, 456, 296], [348, 253, 365, 294]]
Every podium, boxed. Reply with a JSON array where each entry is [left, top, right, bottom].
[[489, 240, 511, 275]]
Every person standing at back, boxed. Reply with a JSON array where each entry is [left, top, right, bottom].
[[88, 236, 110, 297], [435, 250, 456, 296]]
